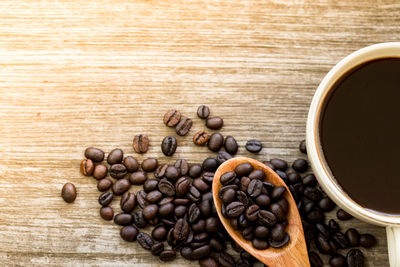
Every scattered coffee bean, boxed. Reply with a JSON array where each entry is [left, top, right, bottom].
[[123, 156, 139, 172], [319, 197, 335, 212], [164, 109, 182, 127], [193, 131, 209, 146], [80, 159, 94, 176], [137, 232, 154, 250], [245, 139, 262, 153], [329, 219, 341, 233], [143, 179, 159, 192], [292, 158, 308, 173], [309, 251, 323, 267], [346, 228, 360, 247], [235, 163, 253, 177], [151, 242, 164, 256], [165, 166, 180, 181], [120, 191, 136, 212], [98, 191, 113, 206], [143, 204, 158, 220], [197, 105, 210, 119], [152, 225, 168, 241], [252, 238, 269, 250], [133, 134, 149, 154], [208, 133, 224, 152], [333, 232, 349, 249], [161, 136, 178, 156], [158, 178, 175, 196], [270, 159, 287, 171], [329, 254, 346, 267], [93, 164, 107, 180], [120, 225, 138, 242], [299, 139, 307, 154], [359, 234, 376, 248], [189, 164, 202, 178], [84, 147, 104, 162], [175, 117, 193, 136], [218, 251, 235, 266], [129, 171, 147, 185], [97, 178, 113, 192], [199, 257, 219, 267], [202, 157, 218, 172], [346, 249, 364, 267], [112, 179, 130, 195], [109, 164, 127, 179], [114, 213, 133, 226], [107, 148, 123, 165], [141, 158, 158, 172], [206, 116, 223, 130], [61, 183, 77, 203], [133, 210, 147, 228], [160, 249, 176, 262], [269, 233, 290, 248], [224, 136, 238, 155], [100, 206, 113, 221], [337, 209, 353, 220], [174, 159, 189, 176], [217, 151, 232, 165]]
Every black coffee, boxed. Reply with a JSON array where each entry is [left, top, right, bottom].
[[320, 57, 400, 214]]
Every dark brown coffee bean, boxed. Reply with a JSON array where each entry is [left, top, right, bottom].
[[173, 218, 189, 241], [189, 164, 202, 178], [287, 172, 301, 184], [193, 131, 209, 146], [346, 228, 360, 247], [159, 249, 176, 262], [200, 173, 212, 185], [197, 105, 210, 119], [292, 158, 308, 173], [304, 187, 323, 201], [255, 194, 271, 207], [337, 209, 353, 220], [61, 183, 76, 203], [218, 252, 235, 267], [238, 214, 249, 229], [158, 202, 174, 217], [120, 225, 138, 242], [206, 116, 224, 130], [107, 148, 123, 165], [135, 190, 147, 209], [210, 238, 225, 252], [194, 232, 208, 243], [175, 116, 193, 136], [247, 179, 263, 197], [137, 232, 154, 250], [306, 207, 325, 223], [123, 156, 139, 172], [252, 238, 269, 250], [333, 232, 349, 249], [199, 199, 211, 217], [270, 159, 287, 171], [189, 203, 201, 223], [199, 257, 218, 267], [112, 179, 130, 195], [192, 245, 211, 260], [143, 204, 158, 220], [235, 163, 253, 177], [114, 213, 133, 226], [143, 179, 158, 192], [359, 234, 376, 248], [141, 158, 158, 172], [248, 169, 266, 180], [98, 191, 113, 206], [304, 201, 317, 214], [158, 178, 175, 196], [161, 136, 178, 156], [225, 202, 245, 218], [218, 184, 238, 199], [129, 171, 147, 185], [236, 191, 249, 206], [319, 197, 335, 212], [275, 170, 288, 182], [109, 164, 127, 179], [258, 210, 277, 227], [164, 167, 178, 182], [245, 205, 260, 221], [239, 176, 251, 192], [236, 259, 251, 267], [221, 188, 235, 205], [84, 147, 104, 162], [276, 198, 288, 213], [309, 251, 323, 267], [159, 197, 174, 206], [174, 177, 190, 197], [187, 185, 201, 202], [133, 210, 146, 228], [208, 133, 224, 152], [193, 178, 209, 194], [120, 191, 136, 212], [80, 159, 94, 176], [146, 190, 162, 203], [297, 139, 306, 154], [271, 186, 286, 200], [100, 206, 113, 220], [270, 203, 286, 222], [205, 217, 219, 233], [175, 159, 189, 176], [152, 225, 167, 241], [315, 223, 331, 238], [245, 139, 262, 153], [217, 151, 232, 165], [174, 205, 187, 217], [254, 226, 269, 239], [93, 164, 107, 180], [329, 254, 346, 267], [180, 246, 193, 260], [269, 233, 290, 248], [220, 171, 236, 185], [164, 109, 181, 127], [316, 234, 332, 254], [346, 249, 364, 267], [262, 161, 276, 171], [329, 219, 341, 233], [192, 219, 206, 233], [302, 174, 317, 187], [132, 134, 149, 154], [270, 223, 285, 242], [150, 242, 164, 256], [224, 136, 238, 155]]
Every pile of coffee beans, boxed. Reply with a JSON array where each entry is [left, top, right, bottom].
[[62, 105, 377, 267], [219, 163, 290, 250]]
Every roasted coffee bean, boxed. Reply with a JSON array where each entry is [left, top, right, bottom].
[[202, 172, 214, 184], [330, 239, 339, 255], [132, 134, 149, 154], [151, 242, 164, 256], [142, 204, 158, 220], [107, 148, 123, 165], [258, 210, 277, 227], [114, 213, 133, 226], [160, 249, 176, 262], [109, 164, 127, 179], [187, 185, 201, 202], [238, 214, 249, 229], [235, 163, 253, 177], [112, 179, 130, 195], [152, 225, 168, 241], [199, 257, 219, 267], [218, 185, 238, 199], [299, 139, 307, 154], [271, 186, 286, 200], [316, 223, 331, 238], [206, 116, 223, 130], [329, 219, 341, 233], [270, 159, 287, 171], [137, 232, 154, 250], [304, 187, 323, 201], [220, 171, 236, 185], [199, 199, 211, 217], [270, 223, 286, 242], [262, 161, 276, 171], [245, 205, 260, 221], [143, 179, 159, 192], [180, 246, 193, 260], [254, 226, 269, 239], [161, 136, 178, 156], [217, 151, 232, 165], [248, 169, 266, 181], [101, 177, 117, 195], [61, 183, 77, 203], [218, 252, 235, 267], [133, 210, 146, 228], [176, 117, 193, 136], [302, 173, 317, 187], [80, 159, 94, 176], [100, 206, 114, 220], [197, 105, 210, 119], [93, 164, 107, 180], [98, 191, 113, 206], [192, 219, 206, 233], [123, 156, 139, 172], [158, 202, 174, 217], [146, 190, 163, 203], [236, 259, 251, 267], [84, 147, 104, 162], [141, 158, 158, 172], [329, 254, 346, 267], [292, 158, 308, 173], [270, 203, 286, 222], [158, 178, 175, 196], [287, 172, 301, 184], [175, 177, 190, 196], [269, 233, 290, 248], [120, 225, 138, 242], [309, 251, 323, 267], [337, 209, 353, 220], [205, 217, 219, 233], [316, 234, 332, 254], [136, 190, 148, 209], [162, 167, 178, 181], [255, 194, 271, 207], [193, 178, 209, 193], [306, 207, 325, 223], [275, 170, 288, 182], [189, 164, 202, 178], [194, 232, 208, 242], [202, 157, 218, 172], [240, 251, 256, 263], [359, 234, 376, 248], [154, 164, 168, 179], [224, 136, 238, 155], [175, 159, 189, 176], [333, 232, 349, 249], [120, 191, 136, 212], [276, 198, 288, 213], [252, 239, 269, 250], [239, 176, 251, 192], [346, 228, 360, 247], [346, 249, 364, 267], [236, 191, 249, 206], [245, 139, 262, 153], [164, 109, 181, 127], [189, 203, 201, 223], [225, 202, 245, 218], [191, 245, 211, 260], [174, 205, 187, 217], [247, 179, 263, 197], [193, 131, 209, 146], [221, 188, 236, 205], [319, 197, 335, 212], [304, 201, 317, 214], [207, 133, 224, 152]]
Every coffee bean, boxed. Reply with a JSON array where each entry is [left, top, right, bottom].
[[306, 207, 325, 224], [164, 109, 182, 127], [304, 187, 323, 201], [112, 179, 130, 195], [262, 161, 276, 171], [129, 171, 147, 185], [107, 148, 123, 165], [275, 170, 288, 182], [180, 246, 193, 260], [174, 205, 187, 218], [202, 157, 218, 172], [270, 159, 287, 171], [235, 163, 253, 177], [236, 191, 249, 206], [158, 178, 175, 196], [193, 131, 209, 146], [245, 139, 262, 153], [123, 156, 139, 172], [199, 257, 218, 267], [220, 171, 236, 185], [120, 225, 138, 242], [142, 204, 158, 220], [197, 105, 210, 119], [239, 176, 251, 192], [93, 164, 107, 180], [255, 194, 271, 207], [137, 232, 154, 250], [252, 239, 269, 250], [271, 223, 286, 242], [136, 190, 148, 209], [248, 169, 266, 180], [315, 223, 331, 238], [258, 210, 277, 227], [159, 202, 174, 217], [309, 251, 323, 267], [318, 197, 335, 212], [346, 249, 364, 267], [80, 159, 94, 176], [333, 232, 349, 249], [218, 184, 238, 199], [160, 249, 176, 262], [224, 136, 238, 155], [247, 179, 263, 197], [287, 172, 301, 184], [276, 198, 288, 213], [189, 164, 202, 178], [174, 177, 189, 197], [359, 234, 376, 248], [337, 209, 353, 220], [253, 226, 269, 239], [271, 186, 286, 200], [299, 139, 307, 154], [175, 159, 189, 176], [165, 166, 179, 181], [316, 234, 332, 254], [218, 252, 235, 267], [146, 190, 163, 203], [328, 219, 341, 233], [216, 151, 232, 165], [133, 210, 146, 228], [100, 206, 113, 220], [236, 259, 251, 267], [292, 158, 308, 173], [120, 191, 136, 212], [302, 174, 317, 187], [206, 116, 223, 130], [114, 213, 133, 226], [84, 147, 104, 162], [61, 183, 77, 203], [346, 228, 360, 247], [97, 178, 113, 192], [192, 245, 211, 260], [221, 188, 235, 205], [187, 185, 201, 202], [188, 203, 201, 223], [193, 178, 209, 193], [238, 214, 249, 229], [270, 203, 286, 222], [152, 225, 167, 241], [161, 136, 178, 156], [141, 158, 158, 172], [132, 134, 149, 154], [173, 218, 189, 241], [176, 116, 193, 136], [208, 133, 224, 152], [205, 217, 219, 233], [192, 219, 206, 233], [98, 191, 113, 206], [269, 233, 290, 248], [245, 205, 260, 221], [143, 179, 158, 192], [329, 254, 346, 267], [109, 164, 127, 179], [225, 202, 245, 218]]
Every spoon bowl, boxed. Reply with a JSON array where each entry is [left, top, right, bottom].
[[212, 157, 309, 266]]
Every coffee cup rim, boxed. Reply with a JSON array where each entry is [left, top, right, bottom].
[[306, 42, 400, 226]]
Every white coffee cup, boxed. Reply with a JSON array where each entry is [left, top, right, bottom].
[[306, 42, 400, 267]]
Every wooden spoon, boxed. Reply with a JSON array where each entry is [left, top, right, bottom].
[[212, 157, 310, 267]]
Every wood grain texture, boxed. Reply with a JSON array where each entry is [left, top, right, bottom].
[[0, 0, 396, 266]]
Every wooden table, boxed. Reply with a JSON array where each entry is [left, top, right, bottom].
[[0, 0, 396, 266]]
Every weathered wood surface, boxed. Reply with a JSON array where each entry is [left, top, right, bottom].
[[0, 0, 397, 266]]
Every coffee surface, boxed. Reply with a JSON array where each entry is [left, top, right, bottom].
[[320, 57, 400, 215]]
